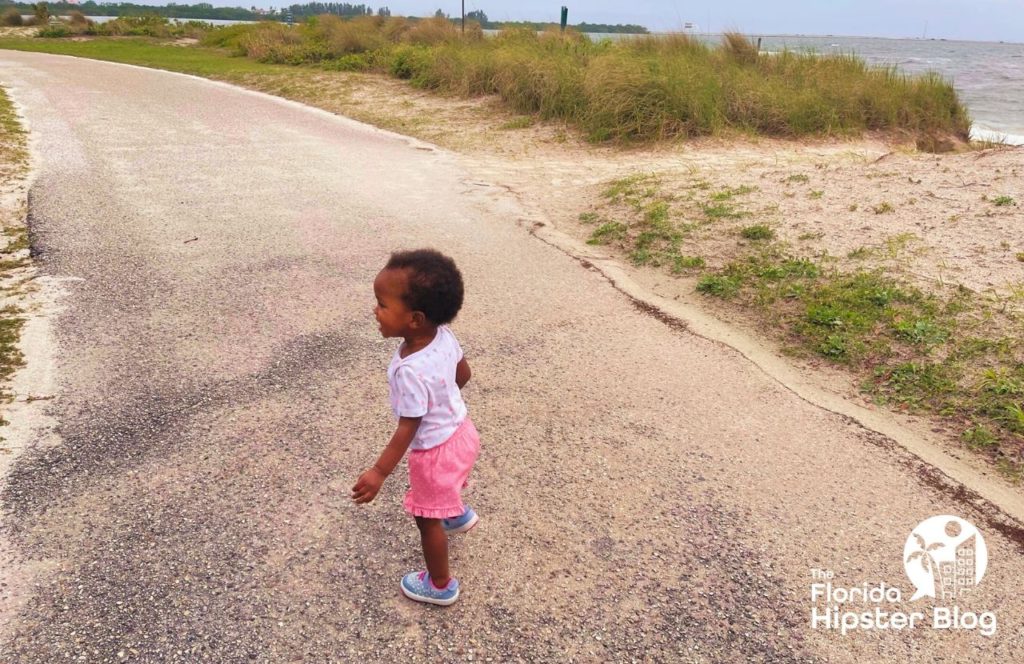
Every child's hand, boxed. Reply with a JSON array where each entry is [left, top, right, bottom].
[[351, 467, 386, 504]]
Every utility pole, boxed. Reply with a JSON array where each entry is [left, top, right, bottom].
[[560, 6, 568, 32], [461, 0, 465, 34]]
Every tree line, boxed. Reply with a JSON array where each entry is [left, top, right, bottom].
[[0, 2, 648, 32]]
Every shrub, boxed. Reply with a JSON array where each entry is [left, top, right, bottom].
[[33, 2, 49, 23], [68, 10, 90, 28], [1, 7, 23, 26], [239, 22, 304, 62], [722, 32, 759, 65], [100, 15, 173, 37], [316, 14, 387, 55], [402, 15, 458, 46], [387, 44, 431, 79], [37, 23, 71, 38], [201, 22, 260, 50]]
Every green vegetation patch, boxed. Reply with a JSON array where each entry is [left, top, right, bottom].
[[740, 224, 774, 240], [694, 239, 1024, 479], [0, 35, 294, 79], [0, 86, 28, 176], [7, 20, 972, 144], [587, 221, 627, 245]]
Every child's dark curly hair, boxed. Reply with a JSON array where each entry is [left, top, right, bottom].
[[385, 249, 464, 326]]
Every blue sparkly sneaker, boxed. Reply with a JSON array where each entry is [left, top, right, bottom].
[[400, 571, 460, 606], [442, 506, 479, 534]]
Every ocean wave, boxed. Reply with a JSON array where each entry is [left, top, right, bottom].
[[971, 127, 1024, 146]]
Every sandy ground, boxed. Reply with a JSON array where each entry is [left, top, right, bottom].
[[1, 51, 1023, 662], [290, 70, 1024, 476], [219, 69, 1024, 313], [323, 73, 1024, 299]]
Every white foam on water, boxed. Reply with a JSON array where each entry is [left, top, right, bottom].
[[971, 126, 1024, 146]]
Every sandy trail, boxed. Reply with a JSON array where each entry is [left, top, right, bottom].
[[0, 51, 1022, 662]]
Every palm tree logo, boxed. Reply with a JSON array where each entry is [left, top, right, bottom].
[[905, 532, 945, 596], [904, 515, 989, 601]]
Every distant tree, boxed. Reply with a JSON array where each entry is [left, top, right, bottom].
[[466, 9, 487, 24], [285, 3, 376, 19], [33, 2, 50, 22], [434, 8, 446, 19], [377, 5, 390, 16]]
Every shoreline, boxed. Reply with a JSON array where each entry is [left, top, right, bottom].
[[970, 126, 1024, 146]]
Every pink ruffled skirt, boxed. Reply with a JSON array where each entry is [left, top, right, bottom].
[[403, 418, 480, 519]]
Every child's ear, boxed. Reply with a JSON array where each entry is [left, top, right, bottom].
[[410, 310, 428, 328]]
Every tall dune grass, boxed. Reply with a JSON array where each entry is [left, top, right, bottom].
[[202, 22, 970, 142]]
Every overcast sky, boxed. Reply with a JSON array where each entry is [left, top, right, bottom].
[[252, 1, 1021, 42]]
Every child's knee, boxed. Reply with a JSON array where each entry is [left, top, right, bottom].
[[415, 516, 442, 532]]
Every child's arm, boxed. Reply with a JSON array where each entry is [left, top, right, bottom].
[[456, 357, 471, 389], [351, 416, 422, 504]]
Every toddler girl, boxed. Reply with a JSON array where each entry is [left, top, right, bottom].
[[352, 248, 480, 606]]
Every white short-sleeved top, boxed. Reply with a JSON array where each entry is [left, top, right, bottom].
[[387, 325, 468, 450]]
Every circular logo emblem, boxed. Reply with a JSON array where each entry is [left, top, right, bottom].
[[904, 515, 987, 601]]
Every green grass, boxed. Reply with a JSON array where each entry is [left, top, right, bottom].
[[0, 306, 25, 388], [602, 173, 660, 205], [740, 224, 774, 240], [710, 185, 757, 201], [0, 36, 295, 80], [500, 116, 534, 130], [963, 424, 999, 450], [671, 254, 705, 272], [692, 239, 1024, 479], [702, 202, 745, 220], [587, 221, 627, 245], [3, 20, 973, 144], [696, 274, 742, 297], [0, 86, 27, 173], [993, 195, 1015, 207]]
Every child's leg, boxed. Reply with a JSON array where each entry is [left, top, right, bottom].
[[415, 517, 450, 587]]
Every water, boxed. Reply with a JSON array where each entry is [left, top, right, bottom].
[[74, 16, 254, 27], [592, 33, 1024, 144]]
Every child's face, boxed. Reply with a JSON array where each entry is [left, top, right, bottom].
[[373, 268, 417, 338]]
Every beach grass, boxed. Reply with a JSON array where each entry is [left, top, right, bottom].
[[5, 14, 972, 144]]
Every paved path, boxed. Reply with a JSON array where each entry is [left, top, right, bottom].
[[1, 51, 1022, 663]]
